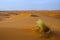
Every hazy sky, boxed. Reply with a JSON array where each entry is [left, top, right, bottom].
[[0, 0, 60, 10]]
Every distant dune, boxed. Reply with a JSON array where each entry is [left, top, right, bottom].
[[0, 10, 60, 21]]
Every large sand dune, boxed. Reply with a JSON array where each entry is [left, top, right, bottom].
[[0, 11, 60, 40]]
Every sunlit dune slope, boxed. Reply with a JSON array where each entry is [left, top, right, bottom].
[[10, 13, 32, 19], [0, 13, 38, 29]]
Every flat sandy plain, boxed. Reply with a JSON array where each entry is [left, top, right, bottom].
[[0, 10, 60, 40]]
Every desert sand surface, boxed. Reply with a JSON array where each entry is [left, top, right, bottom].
[[0, 10, 60, 40]]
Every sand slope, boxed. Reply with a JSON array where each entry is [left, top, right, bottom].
[[0, 13, 60, 40]]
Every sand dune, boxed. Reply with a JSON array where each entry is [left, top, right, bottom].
[[0, 11, 60, 40]]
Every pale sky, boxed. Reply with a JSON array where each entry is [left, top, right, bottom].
[[0, 0, 60, 10]]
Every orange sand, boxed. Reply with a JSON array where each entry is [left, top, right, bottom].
[[0, 12, 60, 40]]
